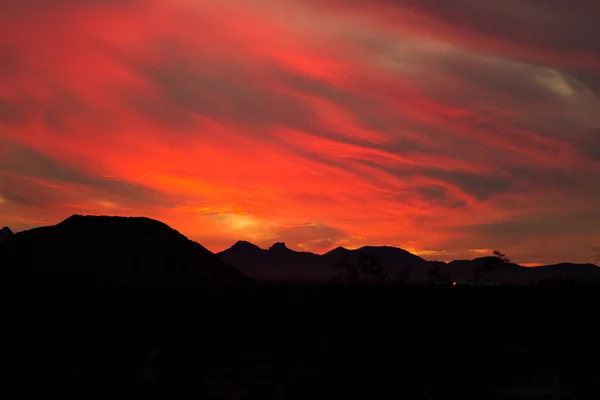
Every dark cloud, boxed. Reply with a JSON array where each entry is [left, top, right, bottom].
[[458, 209, 600, 243], [416, 185, 468, 209], [0, 140, 172, 207], [427, 209, 600, 264], [356, 160, 513, 201], [400, 0, 600, 54], [132, 61, 317, 134], [43, 89, 115, 134], [425, 169, 512, 201], [0, 173, 67, 209], [0, 0, 142, 13], [312, 0, 599, 54], [128, 46, 397, 139], [0, 46, 20, 78], [0, 98, 25, 125], [577, 130, 600, 162]]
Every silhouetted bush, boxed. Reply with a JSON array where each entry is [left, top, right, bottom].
[[333, 254, 390, 284]]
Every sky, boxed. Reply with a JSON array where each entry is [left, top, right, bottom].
[[1, 0, 599, 265]]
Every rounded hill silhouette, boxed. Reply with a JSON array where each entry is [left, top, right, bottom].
[[0, 215, 249, 289]]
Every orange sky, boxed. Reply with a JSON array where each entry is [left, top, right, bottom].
[[1, 0, 599, 264]]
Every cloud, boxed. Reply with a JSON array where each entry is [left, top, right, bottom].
[[440, 210, 600, 264], [0, 139, 174, 210], [0, 0, 599, 263]]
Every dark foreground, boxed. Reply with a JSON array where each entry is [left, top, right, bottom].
[[3, 284, 600, 399]]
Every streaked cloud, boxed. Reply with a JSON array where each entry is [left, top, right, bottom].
[[0, 0, 599, 263]]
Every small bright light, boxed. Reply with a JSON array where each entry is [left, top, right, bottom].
[[452, 282, 457, 286]]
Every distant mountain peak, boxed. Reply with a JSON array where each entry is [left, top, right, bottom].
[[326, 246, 349, 254], [231, 240, 262, 251], [269, 242, 289, 251], [214, 237, 600, 284]]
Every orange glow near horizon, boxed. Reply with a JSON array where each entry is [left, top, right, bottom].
[[1, 0, 599, 265]]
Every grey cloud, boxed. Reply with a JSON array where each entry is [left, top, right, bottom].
[[126, 32, 600, 176], [0, 87, 115, 134], [132, 61, 317, 134], [506, 167, 578, 190], [396, 0, 600, 54], [424, 169, 511, 201], [404, 0, 600, 97], [356, 160, 513, 201], [0, 0, 142, 13], [576, 130, 600, 162], [430, 56, 564, 104], [0, 98, 25, 125], [429, 209, 600, 264], [0, 46, 20, 79], [455, 209, 600, 249], [0, 140, 173, 207], [415, 185, 468, 209], [43, 89, 115, 134], [278, 69, 354, 106], [128, 45, 401, 140], [0, 173, 67, 208]]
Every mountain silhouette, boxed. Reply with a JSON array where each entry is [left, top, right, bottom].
[[2, 215, 597, 286], [0, 215, 249, 289], [526, 263, 600, 281], [322, 245, 436, 281], [218, 240, 326, 282], [0, 227, 12, 243], [218, 241, 600, 284], [218, 242, 436, 282]]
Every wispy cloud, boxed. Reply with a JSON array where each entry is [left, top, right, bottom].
[[0, 0, 599, 263]]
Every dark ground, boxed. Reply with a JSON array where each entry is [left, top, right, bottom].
[[3, 284, 600, 399]]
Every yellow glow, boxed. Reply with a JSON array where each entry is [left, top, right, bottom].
[[521, 263, 543, 267], [0, 196, 6, 206], [95, 200, 118, 209], [220, 213, 259, 230], [415, 249, 450, 257], [469, 248, 492, 255], [404, 246, 449, 257]]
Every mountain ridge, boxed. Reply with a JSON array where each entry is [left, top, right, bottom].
[[217, 241, 600, 283], [0, 215, 249, 289], [1, 215, 597, 285]]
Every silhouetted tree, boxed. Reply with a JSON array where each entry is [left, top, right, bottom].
[[474, 250, 509, 283], [334, 254, 390, 284], [492, 250, 511, 264], [427, 267, 448, 284]]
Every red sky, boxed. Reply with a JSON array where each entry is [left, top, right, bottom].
[[1, 0, 600, 264]]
